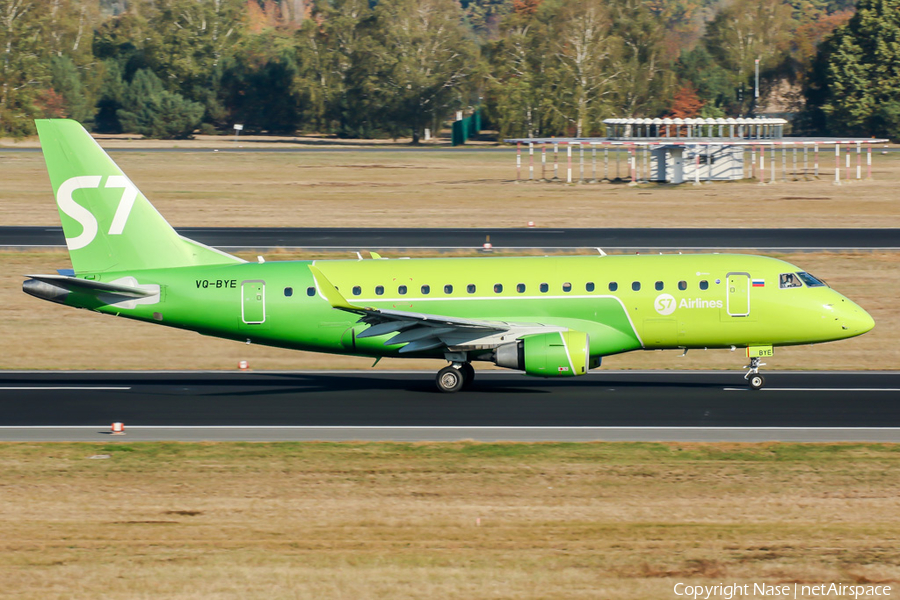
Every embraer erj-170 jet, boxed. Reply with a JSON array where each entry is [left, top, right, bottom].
[[24, 120, 874, 392]]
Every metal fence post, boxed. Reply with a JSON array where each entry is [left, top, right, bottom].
[[835, 143, 840, 185], [528, 142, 534, 181]]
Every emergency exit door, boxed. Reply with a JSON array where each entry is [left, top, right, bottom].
[[726, 272, 750, 317], [241, 280, 266, 324]]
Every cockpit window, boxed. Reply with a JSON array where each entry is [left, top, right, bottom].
[[796, 272, 826, 287], [779, 273, 802, 288]]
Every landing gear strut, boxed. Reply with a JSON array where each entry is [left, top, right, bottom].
[[435, 363, 475, 393], [744, 357, 766, 390]]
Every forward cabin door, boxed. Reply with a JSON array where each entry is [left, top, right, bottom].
[[241, 280, 266, 324], [726, 272, 750, 317]]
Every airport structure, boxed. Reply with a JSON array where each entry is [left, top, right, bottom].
[[506, 117, 889, 185]]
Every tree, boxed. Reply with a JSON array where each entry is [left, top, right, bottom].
[[117, 68, 204, 138], [547, 0, 619, 136], [668, 83, 703, 118], [610, 0, 674, 117], [142, 0, 245, 121], [370, 0, 481, 143], [217, 30, 305, 134], [49, 55, 95, 123], [484, 5, 555, 139], [702, 0, 794, 114], [806, 0, 900, 137], [300, 0, 381, 136]]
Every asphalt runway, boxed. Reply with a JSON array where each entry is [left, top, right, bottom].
[[3, 226, 899, 251], [1, 370, 898, 442]]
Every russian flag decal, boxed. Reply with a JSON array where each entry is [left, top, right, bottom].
[[752, 279, 765, 287]]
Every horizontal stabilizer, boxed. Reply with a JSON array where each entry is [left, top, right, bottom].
[[25, 274, 155, 298]]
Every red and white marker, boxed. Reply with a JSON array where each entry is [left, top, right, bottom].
[[111, 422, 125, 435], [482, 242, 493, 251], [527, 221, 535, 228], [238, 360, 248, 371]]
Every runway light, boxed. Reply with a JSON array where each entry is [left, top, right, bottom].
[[239, 360, 249, 371], [111, 422, 125, 435]]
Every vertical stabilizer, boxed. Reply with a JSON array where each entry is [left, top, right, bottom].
[[36, 119, 243, 273]]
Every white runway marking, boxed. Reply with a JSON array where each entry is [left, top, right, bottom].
[[0, 386, 131, 391], [724, 387, 900, 392]]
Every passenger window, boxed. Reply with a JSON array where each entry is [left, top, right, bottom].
[[586, 282, 595, 292], [421, 285, 430, 295], [540, 283, 549, 293], [467, 284, 476, 294], [678, 280, 687, 291], [494, 284, 503, 293], [306, 287, 315, 297], [609, 282, 618, 292], [632, 282, 641, 291], [655, 281, 664, 291], [562, 282, 572, 292], [780, 273, 803, 288], [516, 283, 526, 293], [375, 285, 384, 296], [284, 287, 293, 297], [398, 285, 407, 295], [699, 280, 709, 290], [352, 286, 361, 296], [444, 284, 453, 294]]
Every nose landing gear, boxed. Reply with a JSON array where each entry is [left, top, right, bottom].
[[744, 357, 766, 390]]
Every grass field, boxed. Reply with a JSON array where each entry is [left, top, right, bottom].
[[1, 147, 899, 229], [1, 249, 896, 371], [1, 442, 898, 599]]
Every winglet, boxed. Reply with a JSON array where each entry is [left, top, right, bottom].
[[308, 265, 364, 312]]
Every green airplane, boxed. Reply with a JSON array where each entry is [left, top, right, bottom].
[[24, 119, 874, 392]]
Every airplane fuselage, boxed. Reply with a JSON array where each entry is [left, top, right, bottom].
[[44, 253, 873, 361]]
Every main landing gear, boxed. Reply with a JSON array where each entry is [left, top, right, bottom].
[[436, 363, 475, 393], [744, 357, 766, 390]]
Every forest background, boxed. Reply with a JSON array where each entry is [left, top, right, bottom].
[[1, 0, 898, 142]]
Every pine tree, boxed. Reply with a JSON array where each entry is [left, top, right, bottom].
[[117, 68, 204, 138], [810, 0, 900, 137]]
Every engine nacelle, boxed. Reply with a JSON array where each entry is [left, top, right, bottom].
[[494, 331, 590, 377]]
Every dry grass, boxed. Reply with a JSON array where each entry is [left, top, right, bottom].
[[2, 148, 900, 229], [0, 442, 898, 599], [0, 250, 896, 371]]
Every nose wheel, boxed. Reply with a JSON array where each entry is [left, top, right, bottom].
[[744, 357, 766, 390]]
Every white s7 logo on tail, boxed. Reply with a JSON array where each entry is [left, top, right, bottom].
[[57, 176, 138, 250]]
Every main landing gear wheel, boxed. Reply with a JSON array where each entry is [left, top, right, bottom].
[[436, 365, 465, 393], [744, 357, 766, 391], [748, 374, 765, 390], [459, 363, 475, 389]]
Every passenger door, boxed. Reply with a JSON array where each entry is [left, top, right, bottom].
[[726, 272, 750, 317], [241, 280, 266, 324]]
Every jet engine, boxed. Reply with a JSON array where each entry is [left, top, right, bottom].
[[493, 331, 590, 377]]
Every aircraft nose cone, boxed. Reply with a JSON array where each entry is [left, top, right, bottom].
[[839, 302, 874, 336], [856, 309, 875, 334]]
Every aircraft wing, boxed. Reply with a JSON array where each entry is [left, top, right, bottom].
[[309, 265, 563, 353]]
